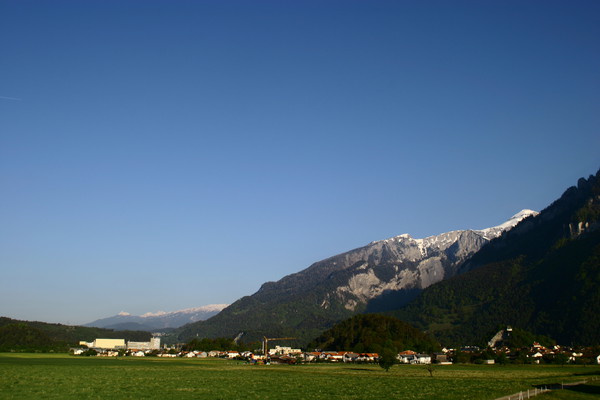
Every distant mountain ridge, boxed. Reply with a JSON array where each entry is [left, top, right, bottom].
[[85, 304, 228, 331], [177, 210, 536, 343]]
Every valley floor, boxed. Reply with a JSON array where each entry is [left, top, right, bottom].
[[0, 353, 599, 400]]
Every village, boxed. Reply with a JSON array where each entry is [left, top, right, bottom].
[[73, 337, 600, 366]]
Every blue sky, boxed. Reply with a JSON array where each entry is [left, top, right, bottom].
[[1, 0, 599, 325]]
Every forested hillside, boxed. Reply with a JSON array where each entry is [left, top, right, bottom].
[[0, 317, 152, 352], [393, 169, 600, 346], [307, 314, 440, 354]]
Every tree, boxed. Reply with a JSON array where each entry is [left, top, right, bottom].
[[496, 352, 508, 365], [552, 353, 569, 366], [378, 348, 397, 372], [425, 364, 435, 377], [452, 350, 471, 364]]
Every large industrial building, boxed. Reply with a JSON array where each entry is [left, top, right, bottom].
[[79, 337, 160, 350], [79, 338, 126, 349]]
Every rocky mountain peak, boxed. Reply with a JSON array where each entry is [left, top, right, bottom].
[[178, 209, 540, 343], [326, 210, 537, 312], [255, 210, 538, 313]]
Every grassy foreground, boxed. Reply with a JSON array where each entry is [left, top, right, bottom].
[[0, 354, 599, 400]]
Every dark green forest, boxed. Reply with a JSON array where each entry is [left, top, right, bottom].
[[393, 170, 600, 347], [308, 314, 440, 354], [176, 292, 352, 346], [0, 317, 151, 352]]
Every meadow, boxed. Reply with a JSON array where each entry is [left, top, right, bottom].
[[0, 354, 599, 400]]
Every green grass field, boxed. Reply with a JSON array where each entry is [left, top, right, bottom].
[[0, 354, 598, 399]]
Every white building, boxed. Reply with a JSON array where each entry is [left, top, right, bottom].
[[80, 337, 160, 351], [127, 337, 161, 350], [269, 345, 302, 356]]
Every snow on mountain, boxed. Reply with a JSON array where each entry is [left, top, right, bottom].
[[140, 305, 230, 318], [182, 209, 541, 343], [297, 209, 539, 312], [85, 304, 229, 331], [478, 209, 539, 239], [375, 209, 538, 247]]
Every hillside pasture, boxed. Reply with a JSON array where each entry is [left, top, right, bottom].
[[0, 354, 598, 399]]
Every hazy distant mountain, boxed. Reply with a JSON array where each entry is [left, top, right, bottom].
[[85, 304, 228, 331], [178, 210, 536, 343], [394, 169, 600, 346]]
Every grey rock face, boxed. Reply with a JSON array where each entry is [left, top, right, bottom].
[[259, 210, 538, 313], [179, 210, 539, 343]]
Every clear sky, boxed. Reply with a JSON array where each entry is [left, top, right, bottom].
[[1, 0, 599, 325]]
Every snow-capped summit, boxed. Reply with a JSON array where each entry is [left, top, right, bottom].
[[373, 210, 538, 253], [479, 209, 539, 239], [194, 208, 541, 342], [258, 209, 539, 313], [85, 304, 229, 331], [140, 304, 230, 318]]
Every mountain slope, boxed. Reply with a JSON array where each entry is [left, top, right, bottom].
[[178, 210, 536, 344], [393, 169, 600, 346], [85, 304, 228, 331]]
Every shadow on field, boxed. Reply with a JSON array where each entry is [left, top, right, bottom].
[[535, 383, 562, 390], [565, 385, 600, 395], [574, 371, 600, 378], [534, 380, 600, 395], [349, 368, 374, 372]]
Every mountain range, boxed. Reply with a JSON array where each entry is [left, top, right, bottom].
[[84, 304, 228, 331], [3, 169, 598, 350], [394, 169, 600, 346], [176, 168, 599, 347], [177, 208, 538, 344]]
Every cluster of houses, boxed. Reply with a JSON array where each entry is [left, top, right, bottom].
[[74, 338, 600, 365], [174, 347, 384, 364], [492, 342, 600, 364], [72, 340, 434, 364]]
